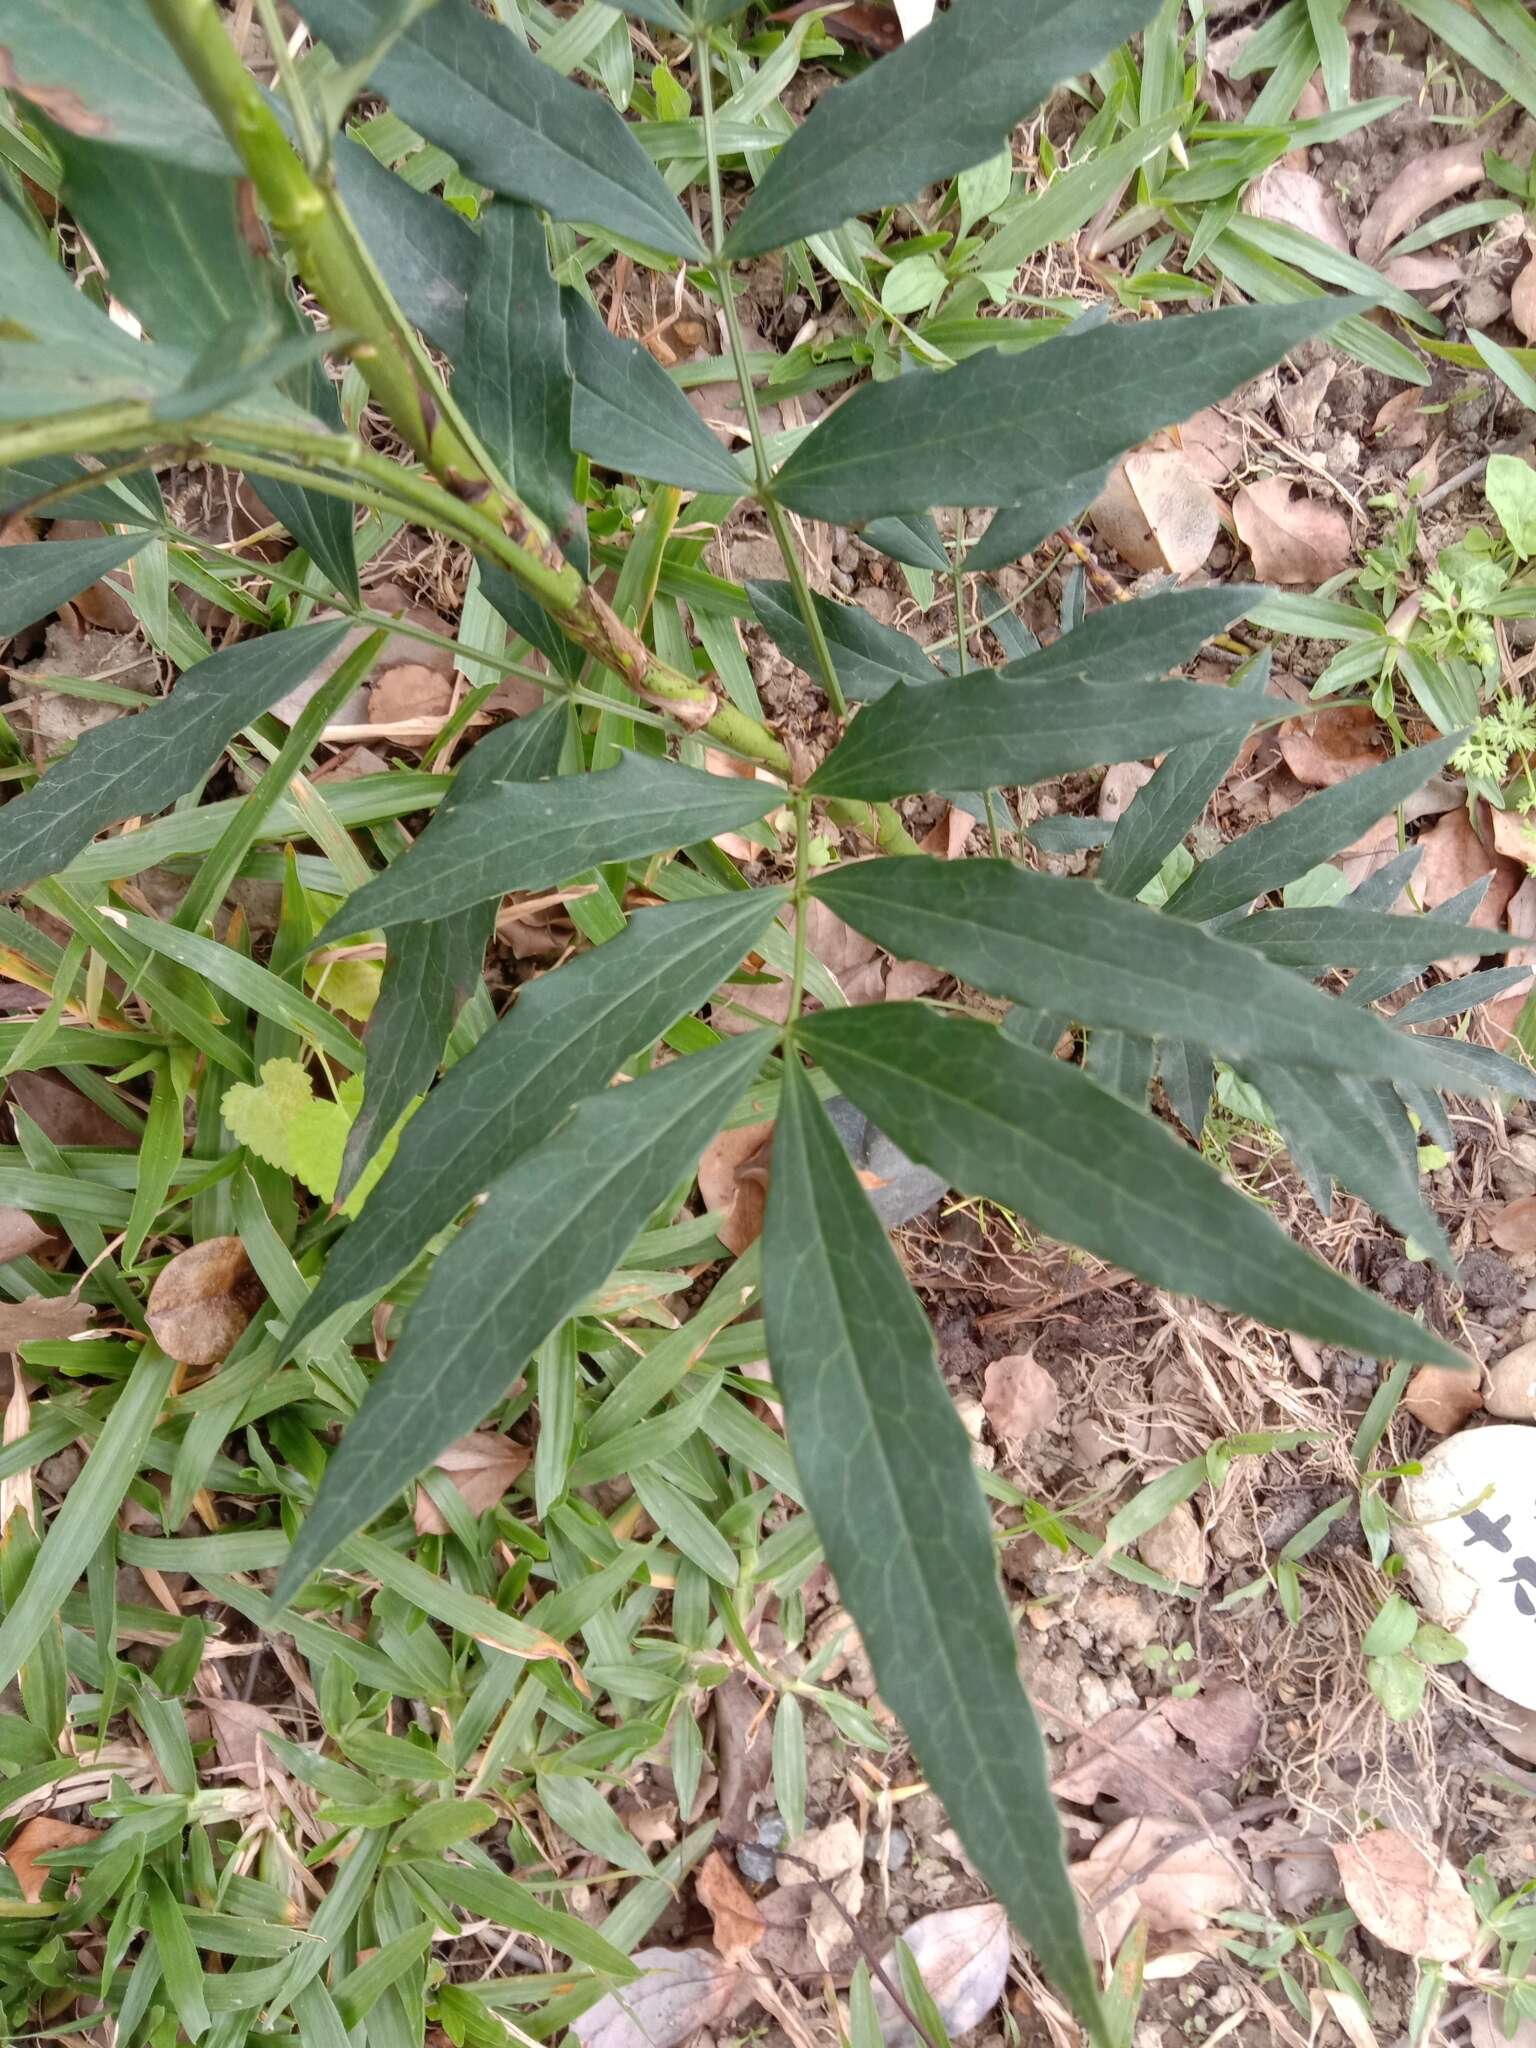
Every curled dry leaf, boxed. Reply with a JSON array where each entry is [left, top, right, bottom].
[[1243, 166, 1349, 252], [1372, 388, 1428, 450], [1403, 1364, 1483, 1435], [980, 1352, 1059, 1440], [1160, 1682, 1263, 1775], [1355, 141, 1489, 267], [572, 1946, 744, 2048], [1233, 477, 1352, 586], [1334, 1830, 1478, 1962], [0, 1295, 93, 1350], [697, 1119, 774, 1254], [414, 1430, 532, 1535], [1277, 712, 1392, 790], [1490, 1196, 1536, 1255], [3, 1817, 98, 1902], [145, 1236, 264, 1366], [696, 1849, 765, 1962], [872, 1901, 1010, 2047]]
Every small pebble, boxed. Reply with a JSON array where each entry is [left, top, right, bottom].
[[753, 1811, 787, 1849], [735, 1841, 777, 1884], [865, 1825, 911, 1869]]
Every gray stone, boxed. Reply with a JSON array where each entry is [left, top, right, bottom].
[[822, 1096, 949, 1226], [735, 1841, 777, 1884]]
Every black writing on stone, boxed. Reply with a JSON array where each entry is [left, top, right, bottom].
[[1463, 1510, 1514, 1554], [1502, 1554, 1536, 1621]]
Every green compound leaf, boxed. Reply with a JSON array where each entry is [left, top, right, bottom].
[[764, 1055, 1104, 2038], [797, 1004, 1465, 1368], [1167, 739, 1460, 921], [724, 0, 1159, 260], [271, 1031, 770, 1605], [995, 587, 1250, 685], [0, 620, 351, 895], [282, 890, 786, 1361], [774, 298, 1367, 526], [808, 857, 1474, 1097], [0, 536, 151, 641], [295, 0, 706, 261], [316, 753, 779, 936], [808, 675, 1260, 801]]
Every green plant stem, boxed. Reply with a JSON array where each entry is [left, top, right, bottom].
[[787, 792, 811, 1026], [695, 30, 847, 720], [951, 514, 1003, 859]]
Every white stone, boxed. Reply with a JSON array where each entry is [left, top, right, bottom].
[[1394, 1424, 1536, 1710]]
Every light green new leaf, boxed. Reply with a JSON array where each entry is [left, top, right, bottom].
[[798, 1005, 1464, 1368], [748, 581, 943, 700], [565, 291, 749, 499], [0, 620, 351, 894], [1167, 739, 1459, 922], [316, 753, 778, 936], [808, 857, 1474, 1096], [295, 0, 706, 260], [270, 1031, 771, 1602], [774, 299, 1366, 524], [764, 1056, 1103, 2035], [807, 677, 1260, 801], [0, 536, 151, 641], [0, 1343, 176, 1691], [284, 891, 785, 1359], [340, 702, 570, 1196], [724, 0, 1159, 259], [460, 205, 588, 577]]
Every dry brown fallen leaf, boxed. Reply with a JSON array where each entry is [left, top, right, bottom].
[[572, 1946, 744, 2048], [1372, 387, 1429, 450], [0, 1295, 93, 1350], [1243, 165, 1349, 251], [10, 1070, 130, 1147], [201, 1697, 284, 1790], [1418, 803, 1521, 975], [697, 1119, 774, 1254], [414, 1430, 532, 1535], [1489, 806, 1536, 869], [1334, 1830, 1478, 1962], [1098, 761, 1155, 824], [1355, 140, 1488, 268], [145, 1236, 265, 1366], [696, 1849, 765, 1963], [1491, 1196, 1536, 1253], [368, 663, 455, 738], [1161, 1682, 1263, 1775], [1403, 1364, 1484, 1435], [871, 1902, 1010, 2047], [980, 1352, 1059, 1440], [1089, 450, 1220, 576], [1514, 258, 1536, 345], [1053, 1704, 1224, 1813], [1073, 1815, 1247, 1957], [2, 1817, 98, 1902], [1488, 873, 1536, 1044], [0, 1208, 50, 1266], [1233, 477, 1352, 586], [1278, 702, 1388, 788]]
